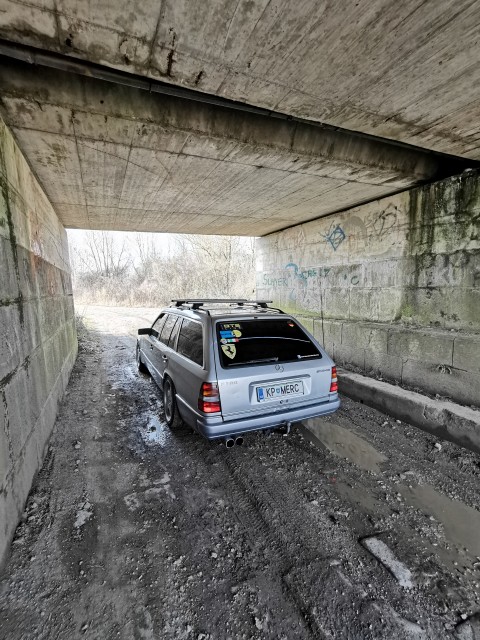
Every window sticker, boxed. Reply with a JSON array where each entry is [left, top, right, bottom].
[[220, 338, 239, 344], [220, 329, 242, 338], [221, 344, 236, 359], [221, 323, 242, 330]]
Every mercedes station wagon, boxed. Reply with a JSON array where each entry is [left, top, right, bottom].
[[136, 299, 340, 447]]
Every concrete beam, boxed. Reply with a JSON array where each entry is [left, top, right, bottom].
[[0, 57, 457, 235], [0, 1, 480, 158]]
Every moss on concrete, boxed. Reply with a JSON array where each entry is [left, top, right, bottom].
[[404, 171, 480, 327], [0, 140, 24, 326]]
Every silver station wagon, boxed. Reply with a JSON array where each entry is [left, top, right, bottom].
[[136, 300, 340, 446]]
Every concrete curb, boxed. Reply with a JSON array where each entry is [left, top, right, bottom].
[[338, 369, 480, 455]]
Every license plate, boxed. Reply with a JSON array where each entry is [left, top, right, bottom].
[[256, 380, 304, 402]]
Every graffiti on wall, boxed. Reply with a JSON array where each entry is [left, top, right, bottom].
[[259, 258, 362, 311], [255, 200, 407, 314], [261, 262, 361, 288], [284, 262, 331, 282], [346, 203, 402, 257], [323, 223, 346, 251], [364, 204, 400, 240], [258, 202, 404, 270], [273, 225, 307, 253]]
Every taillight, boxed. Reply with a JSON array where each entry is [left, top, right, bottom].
[[198, 382, 222, 413], [330, 366, 338, 393]]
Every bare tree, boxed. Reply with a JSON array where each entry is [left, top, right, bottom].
[[173, 235, 255, 298], [78, 231, 131, 278], [132, 233, 160, 280], [70, 230, 256, 306]]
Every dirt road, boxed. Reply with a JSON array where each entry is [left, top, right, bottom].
[[0, 306, 479, 639]]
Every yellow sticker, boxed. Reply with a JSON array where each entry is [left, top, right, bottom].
[[232, 329, 242, 337], [221, 344, 236, 359]]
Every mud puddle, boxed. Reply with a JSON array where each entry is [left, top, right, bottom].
[[400, 484, 480, 563], [111, 363, 137, 389], [335, 481, 391, 519], [130, 410, 171, 447], [302, 419, 388, 473]]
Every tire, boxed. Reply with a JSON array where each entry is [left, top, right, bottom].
[[163, 377, 184, 429], [136, 343, 149, 374]]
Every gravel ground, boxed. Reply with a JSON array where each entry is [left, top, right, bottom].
[[0, 305, 479, 640]]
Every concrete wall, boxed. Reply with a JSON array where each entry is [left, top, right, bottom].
[[0, 118, 77, 566], [257, 171, 480, 407]]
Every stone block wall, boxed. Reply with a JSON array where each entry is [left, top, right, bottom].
[[0, 118, 77, 566], [256, 171, 480, 407]]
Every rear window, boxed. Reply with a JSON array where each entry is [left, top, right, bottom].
[[216, 319, 321, 368]]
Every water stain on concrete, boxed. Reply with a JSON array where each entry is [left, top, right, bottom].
[[303, 419, 388, 473], [400, 484, 480, 559]]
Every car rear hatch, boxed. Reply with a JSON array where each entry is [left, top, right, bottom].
[[214, 317, 333, 419]]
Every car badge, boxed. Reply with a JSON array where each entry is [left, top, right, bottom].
[[221, 344, 236, 359], [275, 364, 284, 372]]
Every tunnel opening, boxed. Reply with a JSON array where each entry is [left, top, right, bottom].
[[67, 230, 257, 308]]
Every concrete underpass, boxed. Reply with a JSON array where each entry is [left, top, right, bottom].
[[0, 2, 480, 638]]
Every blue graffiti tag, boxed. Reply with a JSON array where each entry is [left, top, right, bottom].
[[285, 262, 303, 281], [284, 263, 320, 281], [324, 224, 346, 251]]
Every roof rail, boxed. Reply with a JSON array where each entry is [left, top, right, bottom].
[[170, 299, 274, 310]]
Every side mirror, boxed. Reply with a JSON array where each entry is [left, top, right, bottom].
[[138, 328, 151, 335]]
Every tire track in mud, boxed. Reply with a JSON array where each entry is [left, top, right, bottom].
[[190, 444, 319, 639], [211, 449, 328, 640], [115, 327, 444, 639], [214, 438, 446, 640], [215, 446, 384, 640], [125, 424, 314, 638]]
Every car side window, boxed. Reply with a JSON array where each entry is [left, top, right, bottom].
[[177, 319, 203, 367], [158, 314, 177, 346], [167, 316, 181, 349], [151, 314, 166, 338]]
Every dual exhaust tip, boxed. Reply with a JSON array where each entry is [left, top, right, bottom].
[[224, 436, 243, 448]]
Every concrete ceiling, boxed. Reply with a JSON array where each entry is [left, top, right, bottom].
[[1, 0, 480, 159], [0, 1, 478, 235], [0, 58, 450, 235]]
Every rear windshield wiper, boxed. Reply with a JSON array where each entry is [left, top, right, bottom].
[[297, 353, 320, 359], [237, 357, 279, 364]]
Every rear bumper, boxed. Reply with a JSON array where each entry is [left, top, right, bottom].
[[196, 396, 340, 439]]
